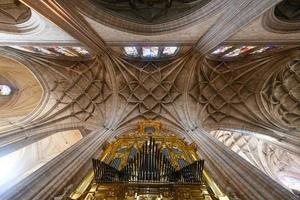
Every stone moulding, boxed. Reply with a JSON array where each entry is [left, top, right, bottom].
[[74, 0, 224, 35], [0, 11, 45, 35], [262, 7, 300, 34]]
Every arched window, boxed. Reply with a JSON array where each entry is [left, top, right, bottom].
[[123, 46, 179, 60], [8, 46, 92, 59], [209, 45, 277, 60], [0, 85, 12, 96]]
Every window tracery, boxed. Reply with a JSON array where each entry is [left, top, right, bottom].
[[124, 46, 139, 57], [250, 46, 273, 54], [142, 46, 159, 58], [209, 45, 277, 60], [8, 45, 92, 59], [223, 46, 256, 57], [211, 46, 232, 55], [123, 46, 178, 60], [162, 46, 177, 56]]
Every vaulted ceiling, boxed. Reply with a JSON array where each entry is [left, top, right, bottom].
[[0, 0, 299, 200]]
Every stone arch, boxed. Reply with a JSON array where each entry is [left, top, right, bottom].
[[263, 0, 300, 33], [0, 54, 43, 130], [0, 1, 44, 34], [74, 0, 224, 35]]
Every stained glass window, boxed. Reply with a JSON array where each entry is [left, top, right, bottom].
[[210, 45, 277, 60], [72, 47, 90, 56], [211, 46, 232, 54], [224, 46, 256, 57], [9, 46, 91, 58], [8, 46, 35, 53], [162, 47, 178, 56], [142, 47, 159, 58], [124, 47, 138, 57], [250, 46, 273, 54], [32, 46, 55, 55], [123, 46, 178, 59], [51, 47, 77, 57], [0, 85, 11, 96]]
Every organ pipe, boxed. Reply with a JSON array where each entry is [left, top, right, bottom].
[[93, 137, 204, 184]]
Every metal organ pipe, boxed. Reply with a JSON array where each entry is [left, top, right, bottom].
[[92, 137, 204, 184]]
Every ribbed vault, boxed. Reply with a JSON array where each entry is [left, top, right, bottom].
[[0, 0, 299, 199], [211, 130, 300, 193]]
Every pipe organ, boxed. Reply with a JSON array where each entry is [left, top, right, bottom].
[[93, 137, 204, 184], [69, 121, 230, 200]]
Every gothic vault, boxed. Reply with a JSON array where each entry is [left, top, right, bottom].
[[0, 0, 299, 200]]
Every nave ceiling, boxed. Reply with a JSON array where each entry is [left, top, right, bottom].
[[0, 0, 299, 200]]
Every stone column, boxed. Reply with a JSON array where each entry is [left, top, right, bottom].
[[0, 122, 89, 157], [189, 128, 299, 200], [0, 128, 113, 200]]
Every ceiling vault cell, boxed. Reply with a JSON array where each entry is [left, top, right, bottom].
[[0, 55, 43, 130]]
